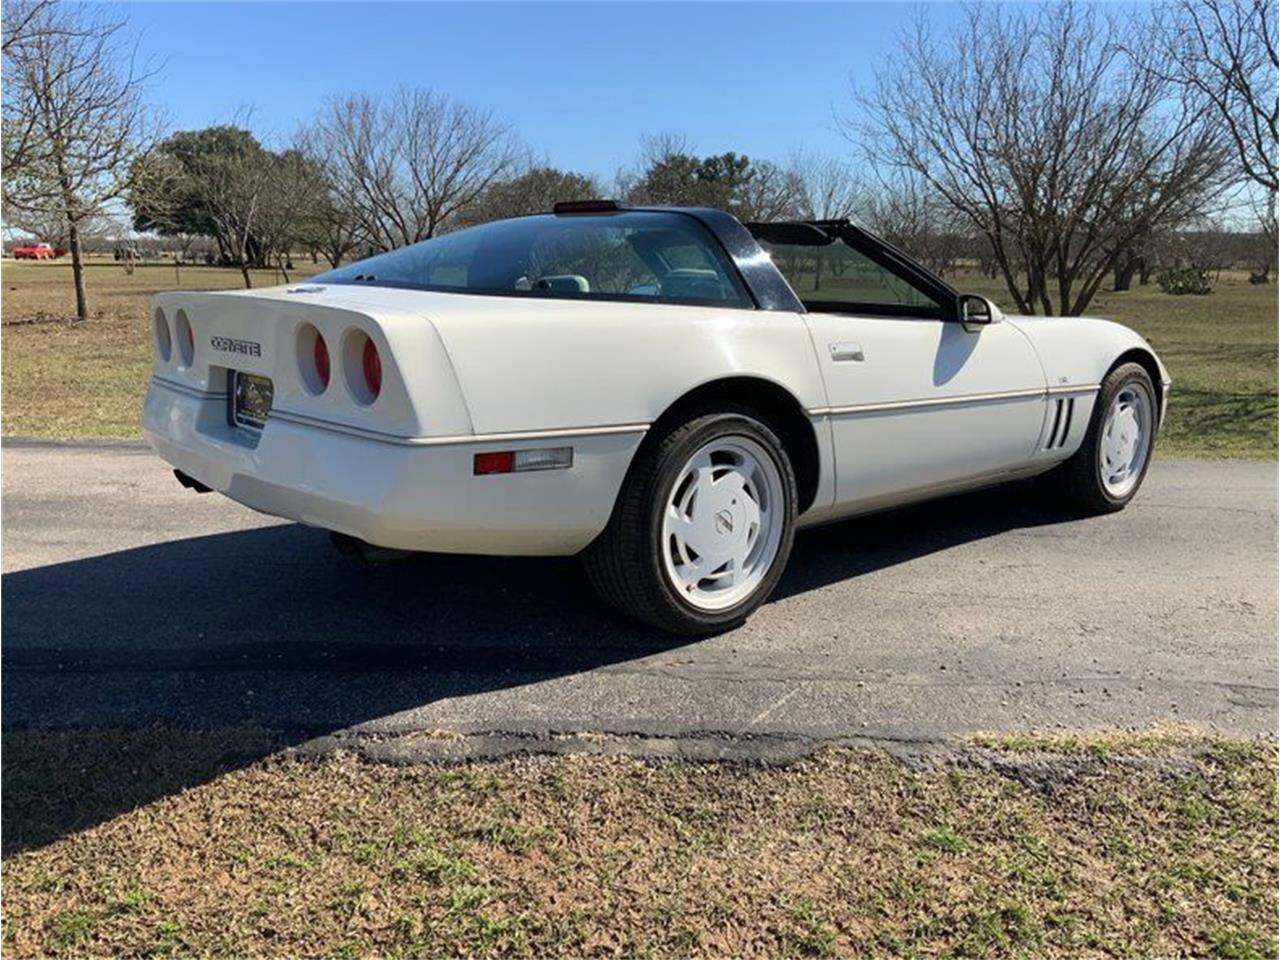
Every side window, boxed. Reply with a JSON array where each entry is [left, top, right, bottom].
[[759, 238, 942, 313]]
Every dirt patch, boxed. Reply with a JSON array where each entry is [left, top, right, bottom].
[[3, 727, 1275, 957]]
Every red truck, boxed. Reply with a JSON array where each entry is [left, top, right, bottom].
[[11, 242, 66, 260]]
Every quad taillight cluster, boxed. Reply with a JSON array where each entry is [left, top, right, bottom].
[[154, 309, 383, 405]]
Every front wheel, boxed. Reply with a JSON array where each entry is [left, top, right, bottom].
[[583, 409, 797, 635], [1049, 362, 1158, 514]]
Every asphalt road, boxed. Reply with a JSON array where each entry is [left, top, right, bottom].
[[3, 440, 1276, 762]]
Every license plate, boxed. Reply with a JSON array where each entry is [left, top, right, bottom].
[[231, 371, 273, 430]]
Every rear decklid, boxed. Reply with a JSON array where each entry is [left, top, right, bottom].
[[149, 284, 472, 441]]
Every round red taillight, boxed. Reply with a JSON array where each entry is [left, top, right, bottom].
[[362, 337, 382, 399], [313, 334, 330, 388]]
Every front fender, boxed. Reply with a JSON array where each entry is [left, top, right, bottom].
[[1006, 315, 1170, 421]]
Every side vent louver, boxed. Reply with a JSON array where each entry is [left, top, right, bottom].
[[1045, 397, 1075, 449]]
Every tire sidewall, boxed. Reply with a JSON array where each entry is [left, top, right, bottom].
[[1091, 365, 1157, 508], [644, 412, 797, 629]]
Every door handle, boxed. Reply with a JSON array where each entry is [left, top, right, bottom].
[[829, 341, 864, 362]]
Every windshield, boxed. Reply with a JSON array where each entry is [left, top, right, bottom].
[[313, 211, 752, 308]]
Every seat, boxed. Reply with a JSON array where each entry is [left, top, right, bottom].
[[532, 274, 590, 293]]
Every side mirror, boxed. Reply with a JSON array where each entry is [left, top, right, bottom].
[[959, 294, 1004, 331]]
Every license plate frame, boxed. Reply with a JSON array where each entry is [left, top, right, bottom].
[[230, 371, 273, 431]]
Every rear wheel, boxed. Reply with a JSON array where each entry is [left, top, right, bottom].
[[583, 409, 797, 635], [1049, 362, 1157, 514]]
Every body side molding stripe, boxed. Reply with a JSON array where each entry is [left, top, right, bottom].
[[269, 409, 650, 447], [1046, 383, 1101, 396], [807, 383, 1099, 418]]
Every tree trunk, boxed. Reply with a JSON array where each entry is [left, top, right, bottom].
[[1025, 263, 1052, 316], [1113, 255, 1138, 291], [67, 219, 89, 322], [239, 260, 253, 289], [1139, 259, 1153, 285]]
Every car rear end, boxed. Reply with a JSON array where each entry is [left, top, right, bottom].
[[141, 285, 640, 556]]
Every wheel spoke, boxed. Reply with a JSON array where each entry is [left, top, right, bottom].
[[673, 557, 706, 590], [666, 504, 702, 555], [740, 494, 762, 543]]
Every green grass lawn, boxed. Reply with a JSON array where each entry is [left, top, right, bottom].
[[1, 259, 1274, 456]]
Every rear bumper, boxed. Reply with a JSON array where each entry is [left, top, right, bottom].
[[142, 378, 644, 556]]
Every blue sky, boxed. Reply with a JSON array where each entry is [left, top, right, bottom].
[[119, 2, 963, 180]]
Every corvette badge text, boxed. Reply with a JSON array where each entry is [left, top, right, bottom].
[[209, 336, 262, 357]]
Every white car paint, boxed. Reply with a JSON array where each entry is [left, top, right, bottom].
[[142, 281, 1168, 556]]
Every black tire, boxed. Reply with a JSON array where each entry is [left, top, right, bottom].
[[1048, 362, 1157, 514], [582, 407, 798, 635]]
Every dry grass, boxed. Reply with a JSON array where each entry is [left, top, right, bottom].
[[0, 258, 320, 438], [0, 258, 1275, 455], [2, 728, 1275, 958]]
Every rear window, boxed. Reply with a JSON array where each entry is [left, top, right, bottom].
[[314, 212, 751, 308]]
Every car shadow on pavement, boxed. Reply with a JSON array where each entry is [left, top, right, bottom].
[[2, 479, 1075, 855]]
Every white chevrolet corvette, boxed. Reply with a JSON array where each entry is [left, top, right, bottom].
[[144, 201, 1170, 634]]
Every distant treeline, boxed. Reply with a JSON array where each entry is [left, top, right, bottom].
[[3, 0, 1274, 319]]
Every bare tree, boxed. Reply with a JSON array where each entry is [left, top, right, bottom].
[[734, 159, 807, 221], [1153, 0, 1278, 279], [2, 2, 160, 320], [790, 150, 865, 221], [461, 163, 599, 225], [1, 0, 55, 55], [1, 0, 64, 173], [307, 196, 363, 268], [254, 148, 333, 282], [853, 2, 1232, 315], [3, 205, 68, 246], [625, 134, 806, 220], [790, 151, 966, 272], [309, 88, 519, 250], [1160, 0, 1278, 194], [862, 171, 966, 276]]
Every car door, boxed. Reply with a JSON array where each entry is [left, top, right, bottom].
[[752, 224, 1047, 510]]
